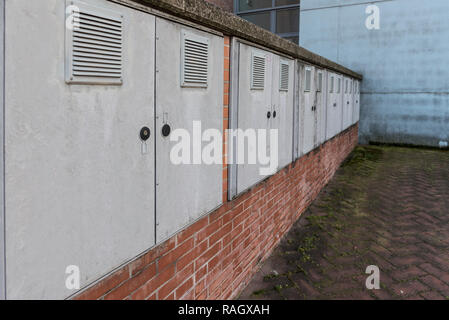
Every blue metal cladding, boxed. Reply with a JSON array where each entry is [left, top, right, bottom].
[[300, 0, 449, 147]]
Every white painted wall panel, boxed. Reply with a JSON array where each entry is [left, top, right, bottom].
[[155, 18, 223, 243], [5, 0, 156, 299]]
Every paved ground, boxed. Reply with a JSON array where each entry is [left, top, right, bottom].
[[239, 145, 449, 300]]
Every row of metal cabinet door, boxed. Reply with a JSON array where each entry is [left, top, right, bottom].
[[5, 0, 361, 298], [230, 41, 361, 199], [299, 65, 361, 156]]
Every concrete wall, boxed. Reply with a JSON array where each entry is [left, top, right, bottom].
[[300, 0, 449, 147]]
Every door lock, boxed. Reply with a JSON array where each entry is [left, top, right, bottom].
[[140, 127, 151, 141], [162, 124, 171, 137]]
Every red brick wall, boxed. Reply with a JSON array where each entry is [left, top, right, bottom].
[[205, 0, 234, 12], [74, 120, 359, 300]]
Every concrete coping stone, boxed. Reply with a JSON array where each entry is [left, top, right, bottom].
[[110, 0, 363, 80]]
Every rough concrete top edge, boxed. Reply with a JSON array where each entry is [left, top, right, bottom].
[[113, 0, 363, 80]]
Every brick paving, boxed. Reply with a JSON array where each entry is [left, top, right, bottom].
[[239, 146, 449, 300]]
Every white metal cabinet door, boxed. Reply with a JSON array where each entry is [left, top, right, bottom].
[[271, 56, 294, 170], [293, 60, 301, 159], [353, 80, 361, 124], [336, 74, 344, 135], [155, 18, 223, 243], [301, 65, 316, 154], [343, 77, 353, 129], [236, 43, 273, 194], [326, 72, 343, 139], [326, 72, 336, 140], [315, 69, 327, 145], [5, 0, 156, 299]]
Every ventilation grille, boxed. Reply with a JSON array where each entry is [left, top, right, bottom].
[[66, 2, 123, 85], [280, 61, 289, 91], [305, 67, 312, 92], [251, 52, 265, 90], [181, 32, 209, 88], [317, 72, 323, 92]]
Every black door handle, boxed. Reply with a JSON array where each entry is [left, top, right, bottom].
[[273, 111, 277, 118], [267, 111, 271, 119]]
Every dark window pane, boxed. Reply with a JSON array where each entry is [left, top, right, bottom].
[[238, 0, 272, 11], [275, 0, 300, 6], [282, 35, 299, 44], [240, 12, 271, 31], [276, 8, 299, 33]]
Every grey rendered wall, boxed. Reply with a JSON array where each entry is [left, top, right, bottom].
[[0, 0, 4, 301], [300, 0, 449, 147], [5, 0, 157, 299]]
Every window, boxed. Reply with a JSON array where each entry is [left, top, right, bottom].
[[236, 0, 300, 45], [329, 76, 334, 93], [238, 0, 272, 11], [337, 78, 341, 94], [345, 79, 348, 93], [239, 12, 271, 31], [276, 8, 299, 34]]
